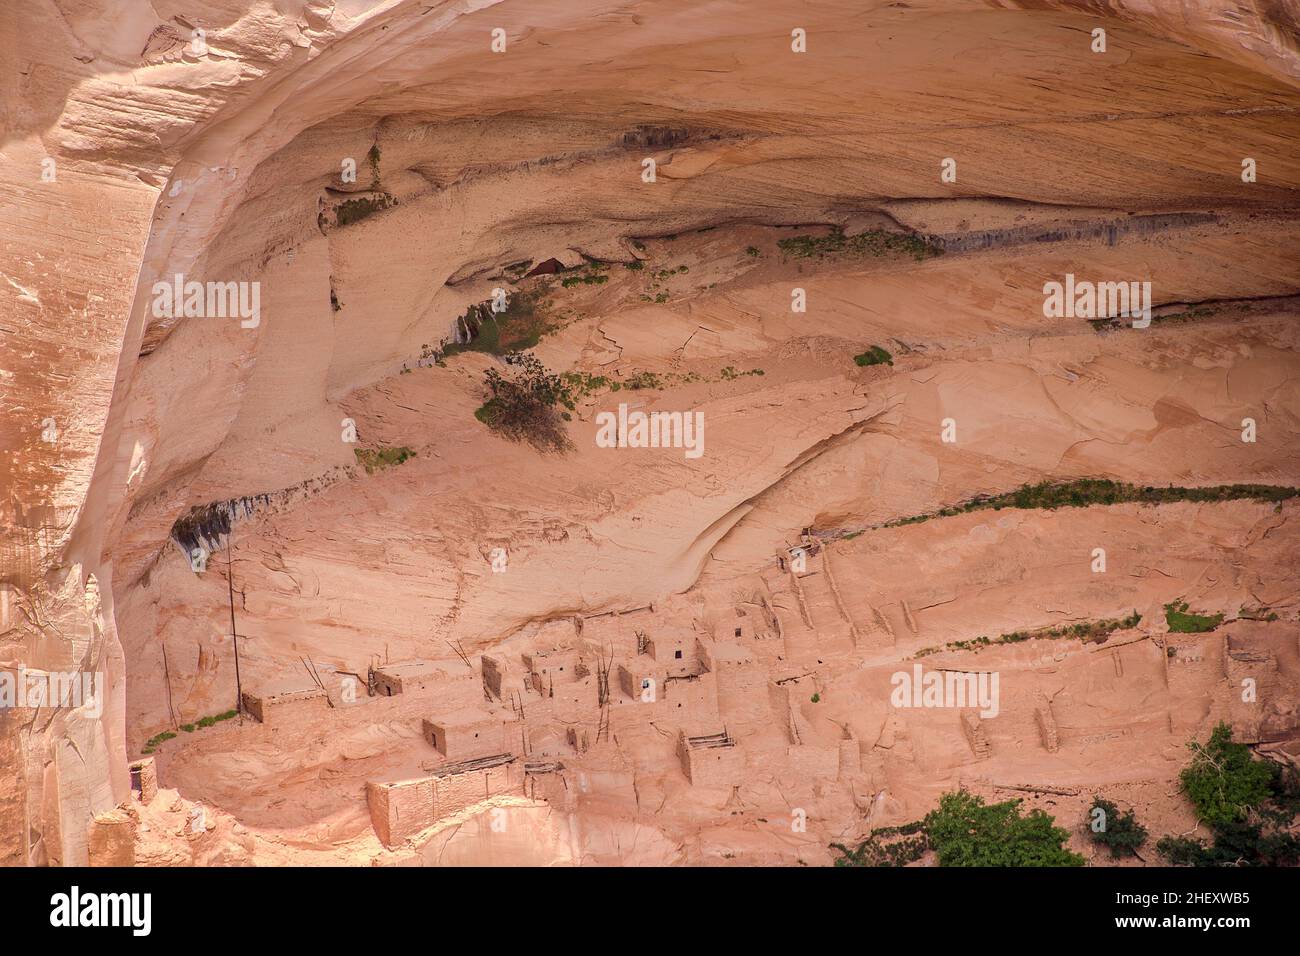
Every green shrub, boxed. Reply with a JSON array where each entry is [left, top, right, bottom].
[[622, 371, 662, 390], [1158, 821, 1300, 867], [853, 345, 894, 367], [878, 480, 1300, 532], [141, 708, 240, 755], [915, 610, 1139, 657], [474, 353, 572, 452], [141, 730, 177, 754], [1164, 600, 1224, 633], [1088, 797, 1148, 858], [1178, 722, 1277, 826], [196, 709, 239, 729], [354, 446, 414, 474], [1161, 750, 1298, 865], [924, 790, 1084, 867], [560, 267, 609, 287]]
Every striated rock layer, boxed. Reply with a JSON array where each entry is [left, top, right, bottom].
[[2, 1, 1299, 865]]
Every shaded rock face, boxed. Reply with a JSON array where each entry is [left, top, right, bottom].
[[2, 1, 1299, 866]]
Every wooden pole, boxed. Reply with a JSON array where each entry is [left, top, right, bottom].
[[227, 542, 243, 715]]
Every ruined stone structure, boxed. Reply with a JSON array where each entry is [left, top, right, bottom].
[[677, 729, 745, 788], [372, 659, 473, 697], [961, 711, 992, 761], [424, 709, 511, 761], [240, 688, 329, 728]]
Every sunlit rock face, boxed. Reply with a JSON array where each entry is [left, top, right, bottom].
[[2, 0, 1298, 866]]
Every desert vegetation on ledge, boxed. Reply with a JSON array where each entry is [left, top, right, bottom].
[[853, 345, 893, 367], [835, 790, 1083, 867], [142, 709, 239, 755], [474, 353, 573, 453], [353, 446, 414, 474], [913, 610, 1142, 658], [777, 226, 942, 262], [1163, 599, 1226, 634], [843, 479, 1300, 535]]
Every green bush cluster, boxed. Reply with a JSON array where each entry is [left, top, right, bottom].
[[924, 790, 1084, 867], [560, 266, 609, 287], [1087, 797, 1148, 859], [141, 731, 176, 755], [835, 791, 1083, 867], [915, 610, 1140, 657], [881, 479, 1299, 531], [1164, 600, 1225, 634], [1178, 722, 1277, 826], [778, 226, 941, 262], [142, 709, 239, 755], [853, 345, 893, 367], [559, 364, 762, 401], [1158, 722, 1299, 865], [475, 353, 572, 452], [353, 446, 414, 474]]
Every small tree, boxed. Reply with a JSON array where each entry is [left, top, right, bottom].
[[474, 353, 572, 452], [1158, 723, 1298, 866], [924, 790, 1084, 867], [1179, 722, 1276, 826], [1158, 819, 1300, 867], [1087, 797, 1147, 858]]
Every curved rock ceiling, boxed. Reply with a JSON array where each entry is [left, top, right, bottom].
[[2, 0, 1299, 866]]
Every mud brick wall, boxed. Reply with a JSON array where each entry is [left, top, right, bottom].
[[241, 691, 328, 729], [433, 763, 520, 818], [786, 743, 839, 778], [482, 656, 505, 699], [424, 713, 508, 760], [714, 661, 771, 738], [87, 808, 136, 866], [367, 778, 434, 848], [681, 744, 746, 787]]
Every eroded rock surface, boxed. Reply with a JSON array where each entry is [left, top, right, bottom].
[[2, 0, 1299, 866]]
